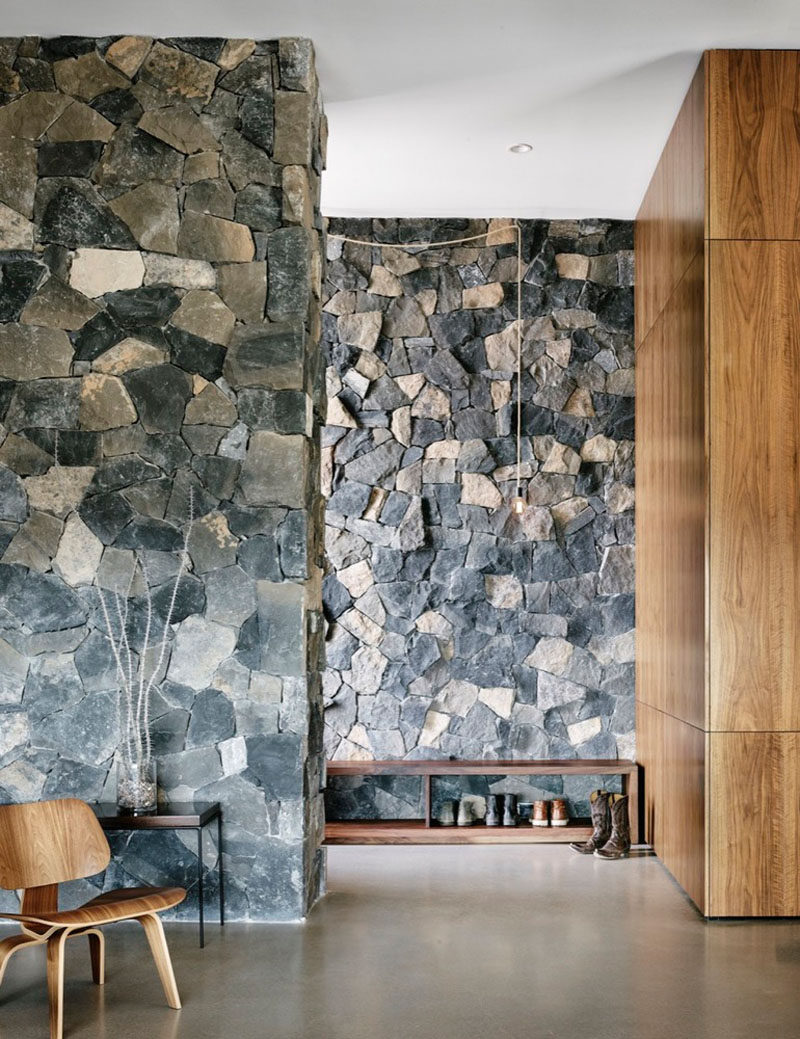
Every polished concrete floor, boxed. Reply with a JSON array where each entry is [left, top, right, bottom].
[[2, 845, 800, 1039]]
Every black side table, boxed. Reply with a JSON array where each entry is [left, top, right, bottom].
[[93, 801, 224, 948]]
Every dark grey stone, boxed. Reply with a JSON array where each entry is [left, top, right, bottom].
[[245, 733, 302, 800], [6, 569, 87, 631], [123, 365, 192, 433], [166, 327, 226, 381], [36, 179, 135, 249], [267, 227, 310, 319], [38, 141, 103, 178], [0, 259, 46, 321], [0, 465, 27, 523], [5, 379, 80, 431], [105, 286, 180, 328], [186, 689, 235, 748]]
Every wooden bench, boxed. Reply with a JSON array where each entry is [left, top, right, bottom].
[[324, 758, 641, 845]]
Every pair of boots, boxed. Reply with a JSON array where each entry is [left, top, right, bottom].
[[570, 790, 631, 859]]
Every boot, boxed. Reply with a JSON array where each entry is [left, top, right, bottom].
[[569, 790, 611, 854], [551, 798, 569, 827], [531, 800, 549, 827], [594, 794, 631, 859], [502, 794, 517, 826], [485, 795, 500, 827]]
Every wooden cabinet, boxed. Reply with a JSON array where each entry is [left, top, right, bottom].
[[636, 51, 800, 917]]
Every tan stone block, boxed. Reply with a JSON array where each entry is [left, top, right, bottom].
[[486, 218, 517, 245], [490, 380, 512, 410], [79, 373, 137, 430], [479, 687, 515, 719], [171, 289, 235, 345], [53, 51, 129, 100], [542, 442, 581, 475], [184, 383, 237, 426], [460, 473, 502, 509], [524, 636, 573, 675], [606, 368, 634, 396], [485, 574, 523, 609], [143, 253, 216, 290], [354, 352, 385, 381], [368, 265, 402, 297], [274, 91, 313, 165], [323, 290, 356, 317], [546, 338, 572, 367], [553, 307, 595, 329], [0, 91, 71, 138], [217, 262, 266, 322], [0, 202, 33, 249], [581, 434, 617, 462], [92, 338, 166, 375], [183, 151, 221, 183], [105, 36, 153, 77], [218, 39, 256, 71], [337, 311, 381, 350], [485, 319, 526, 370], [46, 101, 115, 142], [381, 249, 420, 276], [326, 397, 356, 429], [395, 373, 425, 399], [283, 165, 312, 226], [556, 253, 590, 280], [607, 482, 635, 514], [138, 105, 220, 154], [462, 282, 504, 309], [24, 466, 95, 518], [52, 512, 103, 586], [551, 496, 590, 531], [140, 42, 219, 102], [383, 296, 426, 337], [109, 183, 179, 254], [416, 288, 437, 316], [411, 382, 450, 420], [563, 387, 595, 417], [0, 136, 36, 217], [0, 325, 72, 379], [70, 248, 144, 298], [20, 278, 99, 331], [177, 211, 254, 263]]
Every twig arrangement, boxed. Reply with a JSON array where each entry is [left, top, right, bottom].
[[97, 493, 194, 806]]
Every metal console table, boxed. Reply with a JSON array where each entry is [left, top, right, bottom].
[[93, 801, 223, 948]]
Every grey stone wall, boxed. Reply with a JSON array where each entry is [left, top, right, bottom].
[[0, 35, 326, 920], [322, 218, 634, 818]]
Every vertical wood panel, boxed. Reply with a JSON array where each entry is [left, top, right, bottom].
[[708, 51, 800, 240], [636, 254, 706, 728], [709, 241, 800, 731], [637, 702, 706, 912], [635, 58, 705, 346], [709, 732, 800, 915]]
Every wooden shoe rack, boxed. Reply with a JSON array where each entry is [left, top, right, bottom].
[[324, 758, 640, 846]]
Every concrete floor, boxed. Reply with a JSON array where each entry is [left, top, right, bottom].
[[2, 845, 800, 1039]]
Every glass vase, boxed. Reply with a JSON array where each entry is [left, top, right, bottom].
[[117, 758, 157, 814]]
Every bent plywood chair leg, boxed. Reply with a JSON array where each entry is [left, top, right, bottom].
[[0, 933, 43, 991], [86, 929, 105, 985], [46, 930, 69, 1039], [139, 914, 181, 1010]]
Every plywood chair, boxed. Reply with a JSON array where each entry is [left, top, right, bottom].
[[0, 798, 186, 1039]]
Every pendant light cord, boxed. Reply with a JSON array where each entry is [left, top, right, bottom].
[[328, 221, 525, 507]]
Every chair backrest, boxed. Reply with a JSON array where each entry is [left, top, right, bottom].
[[0, 799, 110, 890]]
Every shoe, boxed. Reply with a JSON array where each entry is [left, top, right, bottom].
[[457, 799, 474, 826], [551, 798, 568, 827], [502, 793, 517, 827], [594, 794, 631, 859], [531, 800, 550, 827], [485, 795, 500, 827], [437, 800, 456, 827], [570, 790, 611, 854]]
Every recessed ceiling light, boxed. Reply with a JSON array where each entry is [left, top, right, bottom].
[[509, 142, 532, 154]]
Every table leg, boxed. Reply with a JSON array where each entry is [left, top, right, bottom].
[[217, 812, 225, 927], [197, 827, 205, 949]]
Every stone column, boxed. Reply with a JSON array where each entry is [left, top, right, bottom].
[[0, 35, 326, 920]]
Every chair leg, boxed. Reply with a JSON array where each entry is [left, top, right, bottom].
[[46, 930, 69, 1039], [139, 914, 181, 1010], [0, 933, 44, 990], [87, 929, 105, 985]]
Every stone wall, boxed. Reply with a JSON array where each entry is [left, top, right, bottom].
[[0, 35, 326, 920], [322, 218, 634, 819]]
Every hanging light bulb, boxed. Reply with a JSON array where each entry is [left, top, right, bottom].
[[511, 493, 526, 515]]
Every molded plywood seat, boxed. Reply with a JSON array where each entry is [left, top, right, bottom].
[[0, 798, 186, 1039]]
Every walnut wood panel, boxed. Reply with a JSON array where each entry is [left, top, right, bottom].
[[327, 758, 637, 776], [635, 253, 706, 728], [635, 58, 705, 346], [709, 241, 800, 731], [0, 799, 110, 890], [708, 51, 800, 240], [709, 732, 800, 915], [324, 820, 594, 845], [636, 702, 706, 912]]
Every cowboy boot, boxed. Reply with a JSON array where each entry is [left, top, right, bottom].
[[502, 794, 517, 826], [569, 790, 611, 854], [594, 794, 631, 859], [485, 795, 500, 827]]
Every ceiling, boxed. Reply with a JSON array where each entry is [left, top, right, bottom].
[[8, 1, 800, 218]]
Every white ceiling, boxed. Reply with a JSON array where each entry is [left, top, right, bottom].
[[7, 0, 800, 218]]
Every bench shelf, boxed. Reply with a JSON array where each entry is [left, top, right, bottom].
[[324, 758, 640, 846]]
